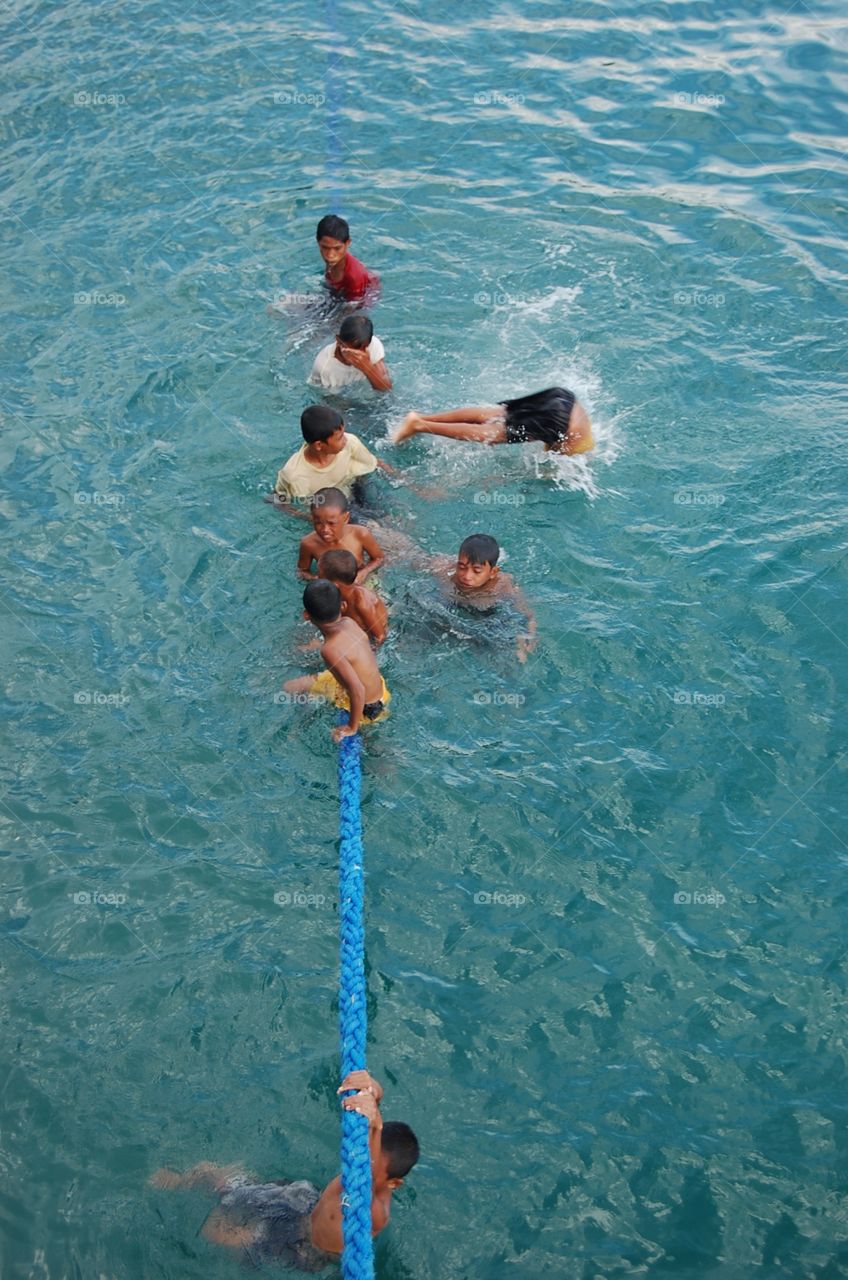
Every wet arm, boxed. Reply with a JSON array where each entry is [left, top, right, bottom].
[[363, 358, 392, 392], [356, 529, 385, 583], [297, 539, 317, 579], [508, 580, 538, 661], [327, 655, 364, 737]]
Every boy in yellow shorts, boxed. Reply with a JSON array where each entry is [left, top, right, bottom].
[[284, 580, 390, 741]]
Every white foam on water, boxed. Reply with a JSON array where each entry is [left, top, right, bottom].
[[509, 284, 583, 317]]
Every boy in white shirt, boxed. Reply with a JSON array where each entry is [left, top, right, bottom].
[[308, 315, 392, 392]]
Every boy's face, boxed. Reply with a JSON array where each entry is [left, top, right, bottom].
[[318, 235, 349, 267], [454, 554, 499, 591], [311, 504, 350, 544], [315, 426, 347, 456]]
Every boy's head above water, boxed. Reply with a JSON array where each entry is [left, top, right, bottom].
[[300, 405, 346, 454], [379, 1121, 420, 1187], [316, 213, 351, 267], [455, 534, 500, 591], [303, 579, 342, 625], [310, 488, 350, 543], [317, 548, 358, 586], [337, 314, 373, 351]]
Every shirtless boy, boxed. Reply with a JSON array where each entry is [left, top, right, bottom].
[[436, 533, 537, 663], [297, 487, 385, 584], [150, 1071, 418, 1271], [285, 580, 391, 739], [318, 549, 388, 646]]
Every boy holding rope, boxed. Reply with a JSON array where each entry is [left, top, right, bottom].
[[151, 1071, 418, 1270]]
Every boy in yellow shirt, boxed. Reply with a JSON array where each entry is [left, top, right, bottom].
[[272, 406, 392, 512]]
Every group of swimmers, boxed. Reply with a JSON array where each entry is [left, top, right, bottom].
[[150, 213, 595, 1268], [277, 215, 593, 741]]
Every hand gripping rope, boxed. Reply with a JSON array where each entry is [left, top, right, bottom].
[[337, 722, 374, 1280]]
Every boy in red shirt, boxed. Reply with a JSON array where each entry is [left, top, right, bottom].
[[317, 213, 380, 303]]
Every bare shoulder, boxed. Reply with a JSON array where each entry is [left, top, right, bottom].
[[354, 584, 379, 608], [330, 618, 368, 654], [320, 634, 342, 665]]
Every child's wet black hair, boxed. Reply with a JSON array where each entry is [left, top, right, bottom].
[[301, 405, 344, 444], [311, 487, 349, 514], [317, 549, 358, 585], [339, 315, 373, 348], [381, 1121, 420, 1179], [316, 213, 350, 242], [303, 579, 342, 623], [459, 534, 500, 567]]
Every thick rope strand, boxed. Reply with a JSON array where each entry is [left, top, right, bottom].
[[337, 723, 374, 1280]]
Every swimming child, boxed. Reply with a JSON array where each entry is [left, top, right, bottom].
[[309, 314, 392, 392], [392, 386, 594, 456], [317, 214, 380, 303], [150, 1070, 418, 1270], [434, 533, 537, 663], [297, 488, 385, 584], [285, 580, 391, 739], [273, 405, 395, 510], [318, 549, 388, 646]]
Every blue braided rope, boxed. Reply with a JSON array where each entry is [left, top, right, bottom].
[[337, 717, 374, 1280]]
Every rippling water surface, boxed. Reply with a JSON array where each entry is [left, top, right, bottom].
[[2, 2, 848, 1276]]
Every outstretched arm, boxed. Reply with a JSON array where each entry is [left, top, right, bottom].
[[149, 1161, 251, 1194], [373, 458, 445, 501], [505, 579, 538, 663]]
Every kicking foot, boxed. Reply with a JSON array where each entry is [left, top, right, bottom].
[[391, 412, 420, 444]]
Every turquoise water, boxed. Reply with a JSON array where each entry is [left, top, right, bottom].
[[2, 1, 848, 1276]]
